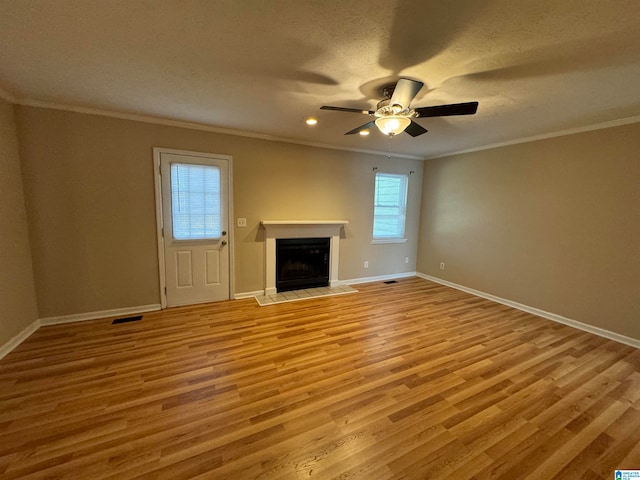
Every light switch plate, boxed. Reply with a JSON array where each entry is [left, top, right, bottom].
[[237, 217, 247, 227]]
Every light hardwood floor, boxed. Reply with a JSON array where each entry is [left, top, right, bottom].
[[1, 277, 639, 479]]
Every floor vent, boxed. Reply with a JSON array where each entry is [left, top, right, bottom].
[[112, 315, 143, 325], [383, 280, 398, 284]]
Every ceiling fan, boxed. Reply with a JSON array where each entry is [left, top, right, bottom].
[[321, 78, 478, 137]]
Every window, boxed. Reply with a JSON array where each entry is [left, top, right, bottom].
[[372, 172, 408, 241], [171, 163, 221, 240]]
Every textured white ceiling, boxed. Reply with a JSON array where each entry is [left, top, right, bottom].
[[1, 0, 639, 158]]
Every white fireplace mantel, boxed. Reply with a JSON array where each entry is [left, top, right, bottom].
[[261, 220, 348, 295]]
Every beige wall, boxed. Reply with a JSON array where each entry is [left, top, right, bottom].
[[15, 106, 422, 318], [417, 122, 640, 339], [7, 102, 640, 342], [0, 98, 38, 347]]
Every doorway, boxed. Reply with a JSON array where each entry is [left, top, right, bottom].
[[153, 148, 232, 307]]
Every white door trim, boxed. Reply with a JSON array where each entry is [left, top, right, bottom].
[[153, 147, 234, 308]]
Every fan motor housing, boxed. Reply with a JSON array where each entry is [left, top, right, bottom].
[[380, 83, 396, 99], [376, 98, 390, 110]]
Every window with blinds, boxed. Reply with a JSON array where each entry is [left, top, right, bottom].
[[170, 163, 221, 240], [372, 172, 408, 239]]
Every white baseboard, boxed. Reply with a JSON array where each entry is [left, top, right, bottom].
[[0, 319, 41, 360], [39, 304, 161, 326], [0, 304, 162, 361], [339, 271, 417, 286], [234, 290, 265, 300], [416, 273, 640, 349]]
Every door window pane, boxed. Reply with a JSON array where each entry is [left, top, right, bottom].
[[171, 163, 221, 240]]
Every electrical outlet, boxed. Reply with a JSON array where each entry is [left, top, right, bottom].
[[236, 217, 247, 227], [405, 257, 409, 264], [364, 260, 369, 269], [440, 262, 445, 270]]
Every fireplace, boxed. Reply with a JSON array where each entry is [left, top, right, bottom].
[[276, 238, 330, 292], [261, 221, 348, 296]]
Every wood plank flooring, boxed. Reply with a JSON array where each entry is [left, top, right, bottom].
[[1, 277, 640, 479]]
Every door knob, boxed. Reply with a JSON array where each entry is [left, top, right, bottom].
[[221, 240, 227, 246], [222, 231, 227, 236]]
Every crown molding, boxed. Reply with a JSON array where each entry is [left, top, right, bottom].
[[15, 98, 425, 161], [426, 115, 640, 160], [10, 94, 640, 162]]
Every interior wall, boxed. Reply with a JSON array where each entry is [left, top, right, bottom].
[[15, 106, 423, 318], [417, 122, 640, 339], [0, 98, 38, 346]]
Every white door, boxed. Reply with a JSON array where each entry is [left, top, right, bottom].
[[156, 149, 231, 307]]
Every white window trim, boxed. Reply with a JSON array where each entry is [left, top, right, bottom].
[[170, 162, 222, 241], [372, 172, 409, 242], [371, 238, 408, 245]]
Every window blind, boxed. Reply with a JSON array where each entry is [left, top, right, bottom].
[[373, 172, 408, 239], [171, 163, 221, 240]]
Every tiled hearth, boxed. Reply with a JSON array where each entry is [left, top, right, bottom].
[[254, 285, 357, 306]]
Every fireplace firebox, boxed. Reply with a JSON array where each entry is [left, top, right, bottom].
[[276, 237, 330, 292]]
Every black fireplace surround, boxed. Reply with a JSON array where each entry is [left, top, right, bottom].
[[276, 237, 330, 292]]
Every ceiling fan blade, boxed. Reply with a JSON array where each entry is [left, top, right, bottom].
[[321, 106, 375, 115], [404, 120, 428, 137], [389, 78, 424, 109], [414, 101, 479, 118], [345, 121, 376, 135]]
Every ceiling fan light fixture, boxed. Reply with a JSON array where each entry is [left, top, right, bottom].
[[359, 130, 370, 136], [321, 78, 477, 138], [375, 115, 411, 136]]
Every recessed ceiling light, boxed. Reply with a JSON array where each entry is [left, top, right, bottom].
[[305, 116, 318, 126], [359, 130, 370, 136]]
